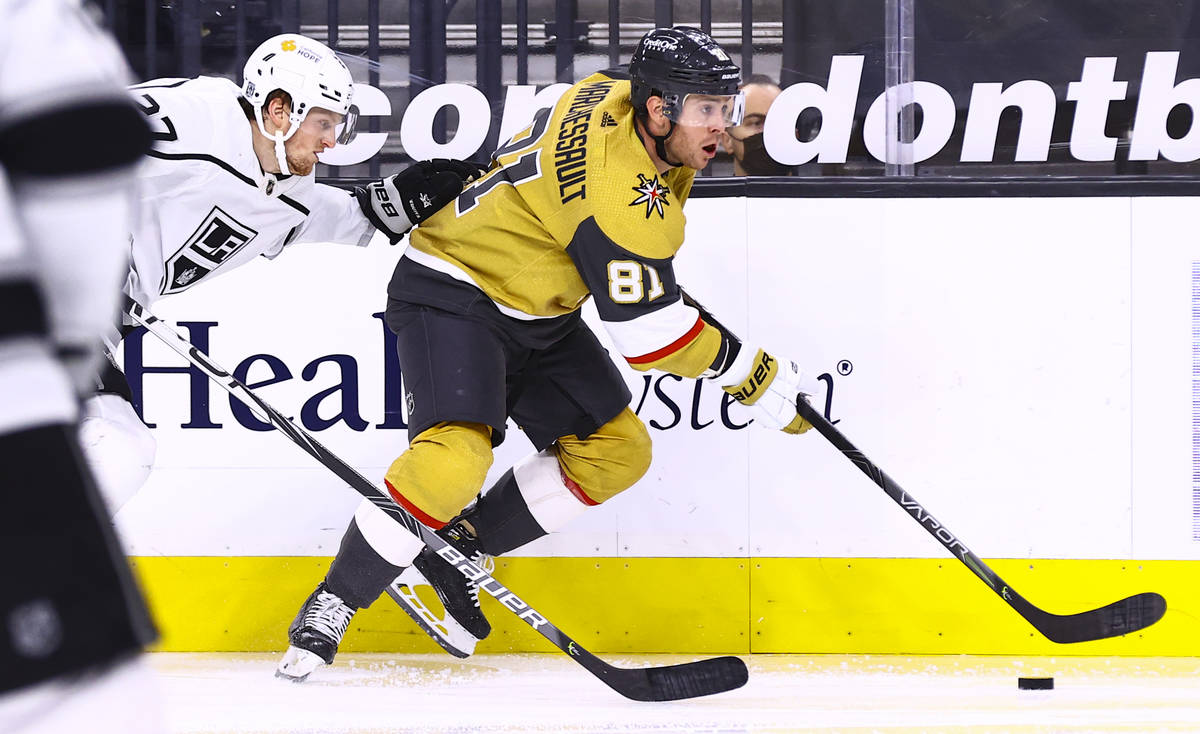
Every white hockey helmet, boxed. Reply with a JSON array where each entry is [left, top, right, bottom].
[[242, 33, 358, 172]]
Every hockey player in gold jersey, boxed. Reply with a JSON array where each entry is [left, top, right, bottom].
[[278, 26, 820, 680]]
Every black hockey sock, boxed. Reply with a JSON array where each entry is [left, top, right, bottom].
[[460, 469, 548, 557], [0, 423, 156, 692], [325, 518, 407, 609]]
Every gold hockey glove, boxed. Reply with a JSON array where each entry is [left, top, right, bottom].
[[720, 348, 818, 434]]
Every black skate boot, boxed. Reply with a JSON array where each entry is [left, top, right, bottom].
[[275, 582, 356, 682], [387, 517, 492, 658]]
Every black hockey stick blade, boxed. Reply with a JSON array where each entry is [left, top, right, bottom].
[[581, 652, 749, 702], [1008, 587, 1166, 644], [795, 398, 1168, 643], [128, 302, 748, 700]]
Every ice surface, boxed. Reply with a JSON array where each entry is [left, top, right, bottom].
[[147, 652, 1200, 733]]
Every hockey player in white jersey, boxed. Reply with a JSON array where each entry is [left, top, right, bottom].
[[0, 0, 165, 731], [82, 33, 484, 511]]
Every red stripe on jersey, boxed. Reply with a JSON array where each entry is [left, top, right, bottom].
[[560, 468, 600, 506], [385, 478, 447, 530], [625, 315, 705, 366]]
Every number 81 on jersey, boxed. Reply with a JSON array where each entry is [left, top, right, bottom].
[[607, 260, 665, 304]]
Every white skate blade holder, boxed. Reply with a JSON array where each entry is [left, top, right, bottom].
[[387, 565, 479, 658]]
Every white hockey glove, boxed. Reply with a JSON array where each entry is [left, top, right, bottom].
[[720, 347, 820, 434], [355, 159, 488, 244]]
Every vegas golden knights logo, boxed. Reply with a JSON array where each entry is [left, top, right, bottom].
[[629, 173, 670, 219], [162, 206, 258, 295]]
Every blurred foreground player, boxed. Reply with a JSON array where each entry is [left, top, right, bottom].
[[279, 26, 819, 681], [79, 32, 483, 513], [0, 1, 162, 731]]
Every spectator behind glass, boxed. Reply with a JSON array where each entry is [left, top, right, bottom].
[[719, 74, 793, 176]]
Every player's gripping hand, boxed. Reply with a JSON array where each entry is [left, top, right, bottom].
[[355, 159, 488, 243], [720, 347, 820, 434]]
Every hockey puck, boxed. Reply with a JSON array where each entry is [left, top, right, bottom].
[[1017, 676, 1054, 690]]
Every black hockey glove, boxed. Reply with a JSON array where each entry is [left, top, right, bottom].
[[355, 159, 488, 244]]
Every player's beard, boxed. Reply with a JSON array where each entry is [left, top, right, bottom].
[[284, 147, 316, 176], [665, 131, 710, 171]]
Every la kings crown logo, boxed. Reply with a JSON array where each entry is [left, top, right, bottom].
[[162, 206, 258, 295]]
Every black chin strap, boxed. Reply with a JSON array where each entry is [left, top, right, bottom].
[[635, 114, 682, 169]]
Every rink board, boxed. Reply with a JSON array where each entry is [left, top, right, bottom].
[[130, 555, 1197, 654], [113, 194, 1200, 653]]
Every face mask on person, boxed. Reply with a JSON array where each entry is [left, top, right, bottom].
[[730, 131, 792, 176]]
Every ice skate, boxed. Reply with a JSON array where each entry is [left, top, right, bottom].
[[275, 582, 356, 682], [386, 519, 493, 658]]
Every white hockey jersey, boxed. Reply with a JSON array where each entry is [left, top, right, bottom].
[[125, 76, 373, 306]]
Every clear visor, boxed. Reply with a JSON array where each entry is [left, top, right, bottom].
[[335, 104, 359, 145], [296, 105, 358, 146], [664, 92, 745, 128]]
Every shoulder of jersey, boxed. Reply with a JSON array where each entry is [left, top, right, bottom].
[[129, 76, 245, 155], [582, 91, 682, 261]]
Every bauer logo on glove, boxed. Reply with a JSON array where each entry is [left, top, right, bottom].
[[373, 186, 400, 218], [727, 350, 776, 404], [355, 159, 488, 244], [720, 347, 818, 435]]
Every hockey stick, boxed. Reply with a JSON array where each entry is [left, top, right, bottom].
[[795, 398, 1166, 643], [126, 301, 747, 701]]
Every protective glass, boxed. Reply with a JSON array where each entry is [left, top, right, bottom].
[[665, 92, 745, 128], [724, 111, 767, 140]]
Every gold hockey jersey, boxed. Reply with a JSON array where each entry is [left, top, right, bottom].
[[403, 71, 727, 377]]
